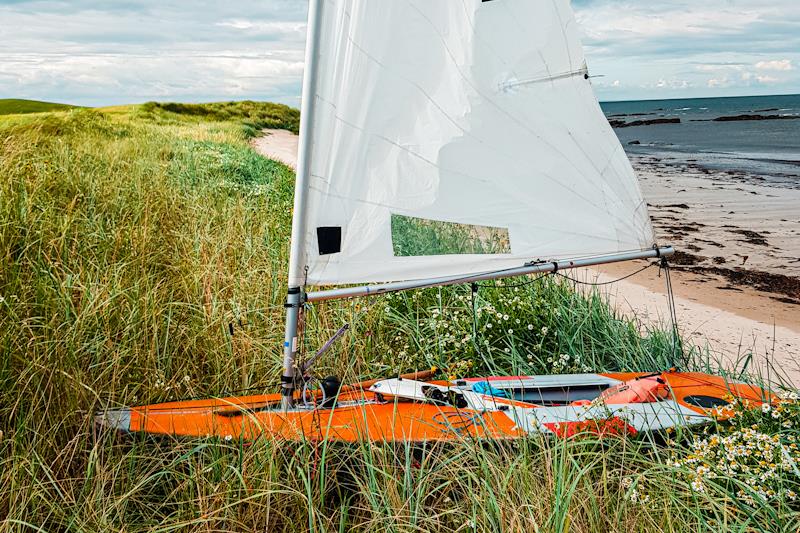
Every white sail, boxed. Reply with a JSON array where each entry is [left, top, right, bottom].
[[290, 0, 655, 287]]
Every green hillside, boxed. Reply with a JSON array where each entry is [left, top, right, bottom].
[[0, 103, 797, 531], [0, 98, 79, 115]]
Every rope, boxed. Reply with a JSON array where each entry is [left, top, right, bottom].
[[554, 262, 657, 286], [660, 258, 685, 369], [470, 283, 497, 374], [474, 262, 656, 290]]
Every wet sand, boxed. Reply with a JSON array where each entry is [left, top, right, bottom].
[[634, 154, 800, 287], [253, 130, 800, 384]]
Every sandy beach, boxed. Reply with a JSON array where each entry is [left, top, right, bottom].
[[253, 129, 800, 384], [603, 155, 800, 380]]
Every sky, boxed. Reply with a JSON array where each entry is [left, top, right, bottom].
[[1, 0, 798, 106]]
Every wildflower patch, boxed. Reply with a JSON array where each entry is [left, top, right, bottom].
[[669, 390, 800, 509]]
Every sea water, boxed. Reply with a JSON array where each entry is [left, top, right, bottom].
[[600, 94, 800, 186]]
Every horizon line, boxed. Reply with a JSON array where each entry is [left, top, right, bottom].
[[599, 91, 800, 104], [3, 91, 799, 109]]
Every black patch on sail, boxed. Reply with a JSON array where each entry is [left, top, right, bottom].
[[317, 227, 342, 255]]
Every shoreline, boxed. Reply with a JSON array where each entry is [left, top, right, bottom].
[[594, 260, 800, 333], [252, 129, 800, 383], [585, 261, 800, 385]]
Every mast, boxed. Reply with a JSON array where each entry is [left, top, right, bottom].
[[282, 0, 324, 408]]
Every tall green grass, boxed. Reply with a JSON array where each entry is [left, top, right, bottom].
[[0, 104, 797, 531]]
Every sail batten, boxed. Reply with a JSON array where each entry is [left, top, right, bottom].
[[291, 0, 655, 287], [498, 67, 588, 91]]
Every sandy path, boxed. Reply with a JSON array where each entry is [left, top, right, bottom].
[[251, 129, 299, 169], [252, 129, 800, 384]]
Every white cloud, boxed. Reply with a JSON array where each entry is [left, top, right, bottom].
[[0, 1, 309, 106], [755, 75, 780, 84], [755, 59, 793, 71], [575, 0, 800, 99], [708, 77, 732, 88], [1, 0, 799, 104], [216, 20, 306, 35], [696, 59, 793, 90], [654, 78, 691, 90], [577, 6, 761, 42]]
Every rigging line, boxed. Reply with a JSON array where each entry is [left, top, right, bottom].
[[296, 295, 380, 369], [661, 258, 684, 369], [470, 282, 497, 376], [553, 262, 657, 287]]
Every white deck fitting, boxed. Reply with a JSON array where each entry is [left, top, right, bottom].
[[370, 379, 501, 412]]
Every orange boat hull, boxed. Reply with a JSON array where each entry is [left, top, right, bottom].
[[97, 371, 772, 442]]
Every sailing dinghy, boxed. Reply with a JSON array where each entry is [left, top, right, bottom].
[[98, 370, 770, 441], [96, 0, 773, 441]]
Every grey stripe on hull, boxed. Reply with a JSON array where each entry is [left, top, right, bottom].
[[504, 401, 709, 434], [95, 409, 131, 432]]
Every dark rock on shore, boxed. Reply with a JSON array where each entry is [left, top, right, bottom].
[[670, 252, 800, 300], [726, 229, 770, 246], [610, 118, 681, 128], [670, 251, 706, 266], [652, 203, 689, 210], [712, 114, 800, 122]]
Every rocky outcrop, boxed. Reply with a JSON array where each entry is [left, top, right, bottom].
[[712, 114, 800, 122], [609, 118, 681, 128]]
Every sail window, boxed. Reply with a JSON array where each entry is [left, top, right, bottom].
[[391, 215, 510, 257], [316, 227, 342, 255]]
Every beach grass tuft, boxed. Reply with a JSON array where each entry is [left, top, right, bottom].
[[1, 104, 798, 531]]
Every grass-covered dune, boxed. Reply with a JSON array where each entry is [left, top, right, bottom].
[[1, 102, 799, 531], [0, 98, 79, 115], [139, 100, 300, 135]]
